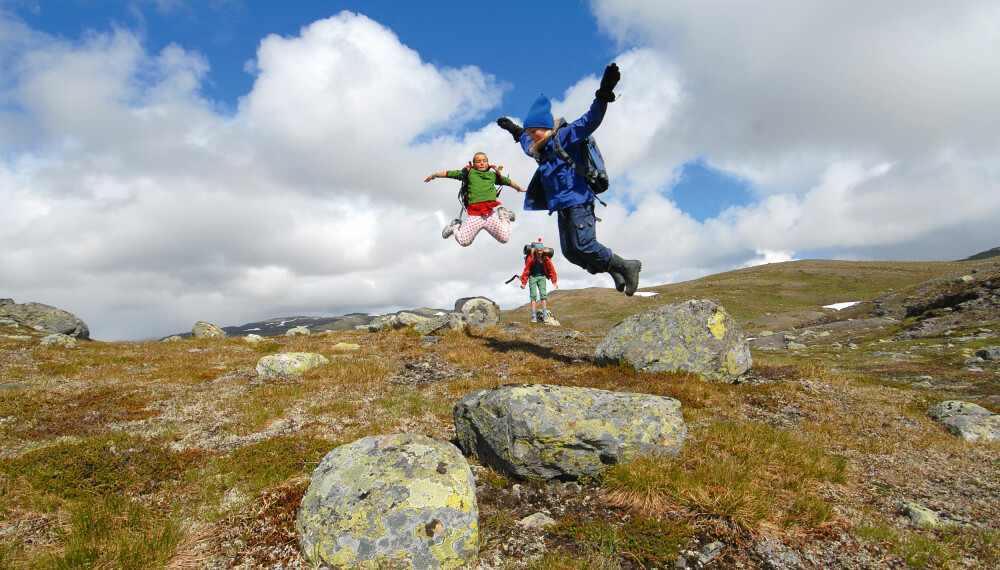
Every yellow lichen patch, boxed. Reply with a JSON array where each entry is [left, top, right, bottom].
[[707, 309, 728, 340]]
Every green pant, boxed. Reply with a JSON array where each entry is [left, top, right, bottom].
[[528, 275, 547, 301]]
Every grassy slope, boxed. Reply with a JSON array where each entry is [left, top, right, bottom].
[[512, 259, 982, 334]]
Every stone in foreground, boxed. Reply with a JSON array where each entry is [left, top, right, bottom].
[[454, 383, 686, 480], [594, 299, 752, 382], [297, 434, 478, 569]]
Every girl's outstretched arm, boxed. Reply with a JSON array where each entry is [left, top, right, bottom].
[[424, 171, 447, 182]]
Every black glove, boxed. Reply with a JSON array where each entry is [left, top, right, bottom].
[[497, 117, 524, 142], [595, 62, 620, 103]]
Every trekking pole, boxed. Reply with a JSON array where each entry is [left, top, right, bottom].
[[504, 274, 519, 285]]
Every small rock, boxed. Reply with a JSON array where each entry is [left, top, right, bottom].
[[332, 342, 360, 350], [245, 334, 264, 343], [902, 501, 941, 528], [517, 512, 557, 530], [976, 346, 1000, 360], [256, 352, 329, 377], [285, 326, 310, 336], [927, 401, 1000, 443], [700, 540, 725, 564]]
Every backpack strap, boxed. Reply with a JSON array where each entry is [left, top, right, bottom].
[[549, 121, 607, 207]]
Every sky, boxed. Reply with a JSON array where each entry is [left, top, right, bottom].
[[2, 1, 999, 341]]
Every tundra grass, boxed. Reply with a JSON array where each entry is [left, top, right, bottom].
[[604, 421, 846, 532]]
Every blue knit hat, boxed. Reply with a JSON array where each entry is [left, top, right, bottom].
[[523, 94, 554, 129]]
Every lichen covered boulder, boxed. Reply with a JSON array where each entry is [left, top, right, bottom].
[[40, 333, 77, 348], [191, 321, 227, 339], [256, 352, 329, 377], [455, 297, 500, 330], [454, 384, 686, 480], [414, 313, 463, 336], [297, 433, 478, 569], [927, 401, 1000, 443], [594, 299, 752, 383], [0, 299, 90, 339]]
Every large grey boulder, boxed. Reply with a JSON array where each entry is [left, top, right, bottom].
[[456, 297, 500, 330], [594, 299, 752, 383], [454, 384, 686, 480], [927, 401, 1000, 443], [0, 298, 90, 339], [191, 321, 227, 339], [297, 433, 479, 569]]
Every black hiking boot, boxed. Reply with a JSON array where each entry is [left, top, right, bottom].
[[610, 271, 626, 292], [608, 254, 642, 296]]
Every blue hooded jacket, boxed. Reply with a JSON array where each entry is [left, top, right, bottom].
[[520, 97, 608, 212]]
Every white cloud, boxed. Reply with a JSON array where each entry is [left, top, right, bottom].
[[2, 4, 999, 340], [589, 0, 1000, 256]]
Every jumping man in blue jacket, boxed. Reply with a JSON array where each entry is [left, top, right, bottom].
[[497, 63, 643, 295]]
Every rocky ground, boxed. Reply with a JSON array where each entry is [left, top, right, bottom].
[[3, 261, 998, 569]]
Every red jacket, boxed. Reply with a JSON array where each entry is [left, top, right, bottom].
[[520, 254, 557, 286]]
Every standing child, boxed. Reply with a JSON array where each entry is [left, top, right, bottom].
[[520, 239, 558, 323], [497, 63, 643, 295], [425, 152, 525, 246]]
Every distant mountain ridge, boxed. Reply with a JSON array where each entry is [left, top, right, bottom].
[[962, 246, 1000, 261], [166, 246, 999, 340], [169, 307, 448, 339]]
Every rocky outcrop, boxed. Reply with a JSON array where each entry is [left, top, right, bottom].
[[256, 352, 329, 377], [453, 384, 686, 481], [594, 299, 751, 383], [297, 433, 478, 569], [191, 321, 227, 339], [927, 401, 1000, 443], [0, 298, 90, 339]]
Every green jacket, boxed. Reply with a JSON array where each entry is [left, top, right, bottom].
[[447, 167, 512, 205]]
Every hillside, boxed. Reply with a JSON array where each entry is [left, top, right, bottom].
[[1, 258, 998, 568]]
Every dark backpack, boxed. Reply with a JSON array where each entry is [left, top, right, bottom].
[[457, 163, 505, 210], [522, 244, 554, 258], [550, 119, 610, 195]]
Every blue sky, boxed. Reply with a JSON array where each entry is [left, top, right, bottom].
[[2, 1, 999, 340], [9, 1, 618, 119]]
